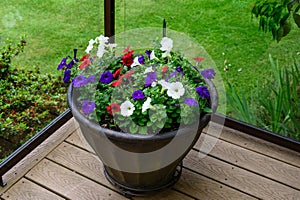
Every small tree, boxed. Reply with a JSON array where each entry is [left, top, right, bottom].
[[252, 0, 300, 41]]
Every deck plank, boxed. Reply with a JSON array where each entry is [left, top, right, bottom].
[[204, 122, 300, 167], [195, 133, 300, 190], [65, 128, 94, 153], [0, 118, 77, 195], [184, 150, 300, 199], [174, 169, 257, 200], [25, 159, 125, 200], [46, 142, 112, 189], [1, 178, 65, 200]]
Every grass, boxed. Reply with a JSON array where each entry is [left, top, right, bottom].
[[1, 0, 299, 108], [0, 0, 104, 74]]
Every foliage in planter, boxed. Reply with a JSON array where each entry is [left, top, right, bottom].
[[227, 55, 300, 141], [59, 35, 215, 135], [251, 0, 300, 41]]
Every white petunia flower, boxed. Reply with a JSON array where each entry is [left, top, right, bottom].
[[142, 97, 152, 113], [85, 39, 96, 54], [158, 80, 170, 90], [120, 100, 135, 117], [107, 43, 117, 51], [150, 50, 156, 60], [95, 35, 109, 44], [167, 82, 185, 99], [144, 66, 153, 74], [151, 82, 157, 87], [131, 56, 141, 67], [97, 43, 105, 58], [160, 37, 173, 58]]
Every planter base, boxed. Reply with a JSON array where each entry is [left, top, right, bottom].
[[103, 162, 183, 197]]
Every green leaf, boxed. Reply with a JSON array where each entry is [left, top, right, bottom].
[[293, 13, 300, 28], [129, 124, 138, 134]]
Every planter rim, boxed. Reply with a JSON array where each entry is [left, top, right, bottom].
[[67, 78, 218, 141]]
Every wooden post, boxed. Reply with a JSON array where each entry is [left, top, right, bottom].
[[104, 0, 115, 43]]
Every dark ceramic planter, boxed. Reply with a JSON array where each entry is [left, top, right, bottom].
[[67, 78, 218, 197]]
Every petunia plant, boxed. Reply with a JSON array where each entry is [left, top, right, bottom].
[[57, 35, 216, 134]]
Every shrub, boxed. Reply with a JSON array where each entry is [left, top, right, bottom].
[[0, 37, 68, 161]]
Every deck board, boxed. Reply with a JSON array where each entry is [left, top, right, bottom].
[[1, 178, 65, 200], [195, 133, 300, 190], [1, 118, 300, 200], [204, 122, 300, 167]]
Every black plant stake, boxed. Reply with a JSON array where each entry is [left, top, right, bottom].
[[163, 19, 166, 37]]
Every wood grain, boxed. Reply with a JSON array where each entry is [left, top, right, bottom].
[[195, 133, 300, 190], [1, 178, 65, 200], [174, 169, 257, 200], [25, 159, 125, 200], [0, 118, 77, 195], [184, 150, 300, 199], [133, 189, 194, 200], [47, 142, 108, 187], [47, 141, 196, 199], [65, 128, 95, 153], [203, 122, 300, 167]]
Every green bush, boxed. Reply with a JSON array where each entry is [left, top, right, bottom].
[[0, 37, 68, 162], [227, 55, 300, 140]]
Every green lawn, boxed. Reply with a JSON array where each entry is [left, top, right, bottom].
[[1, 0, 299, 104]]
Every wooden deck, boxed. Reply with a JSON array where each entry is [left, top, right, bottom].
[[0, 118, 300, 200]]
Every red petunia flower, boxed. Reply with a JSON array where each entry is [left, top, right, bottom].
[[80, 54, 90, 62], [123, 46, 131, 53], [162, 66, 168, 73], [106, 102, 121, 115], [79, 58, 91, 70], [113, 67, 122, 78], [122, 49, 134, 67], [192, 57, 205, 66], [111, 71, 135, 87], [111, 78, 123, 87]]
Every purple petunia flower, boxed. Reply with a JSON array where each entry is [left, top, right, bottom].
[[184, 98, 198, 106], [57, 57, 67, 70], [72, 75, 89, 87], [195, 86, 210, 99], [67, 60, 75, 69], [100, 71, 113, 84], [66, 49, 79, 69], [169, 71, 177, 78], [176, 66, 183, 73], [138, 55, 145, 64], [132, 90, 145, 100], [145, 72, 157, 87], [81, 100, 97, 115], [201, 69, 216, 79], [87, 75, 95, 83], [63, 69, 71, 83], [145, 50, 151, 58]]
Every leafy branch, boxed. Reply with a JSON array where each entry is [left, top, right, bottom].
[[252, 0, 300, 41]]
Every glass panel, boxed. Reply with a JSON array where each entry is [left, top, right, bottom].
[[0, 0, 102, 161], [114, 0, 299, 141]]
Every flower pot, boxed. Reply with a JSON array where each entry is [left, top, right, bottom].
[[68, 78, 218, 197]]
